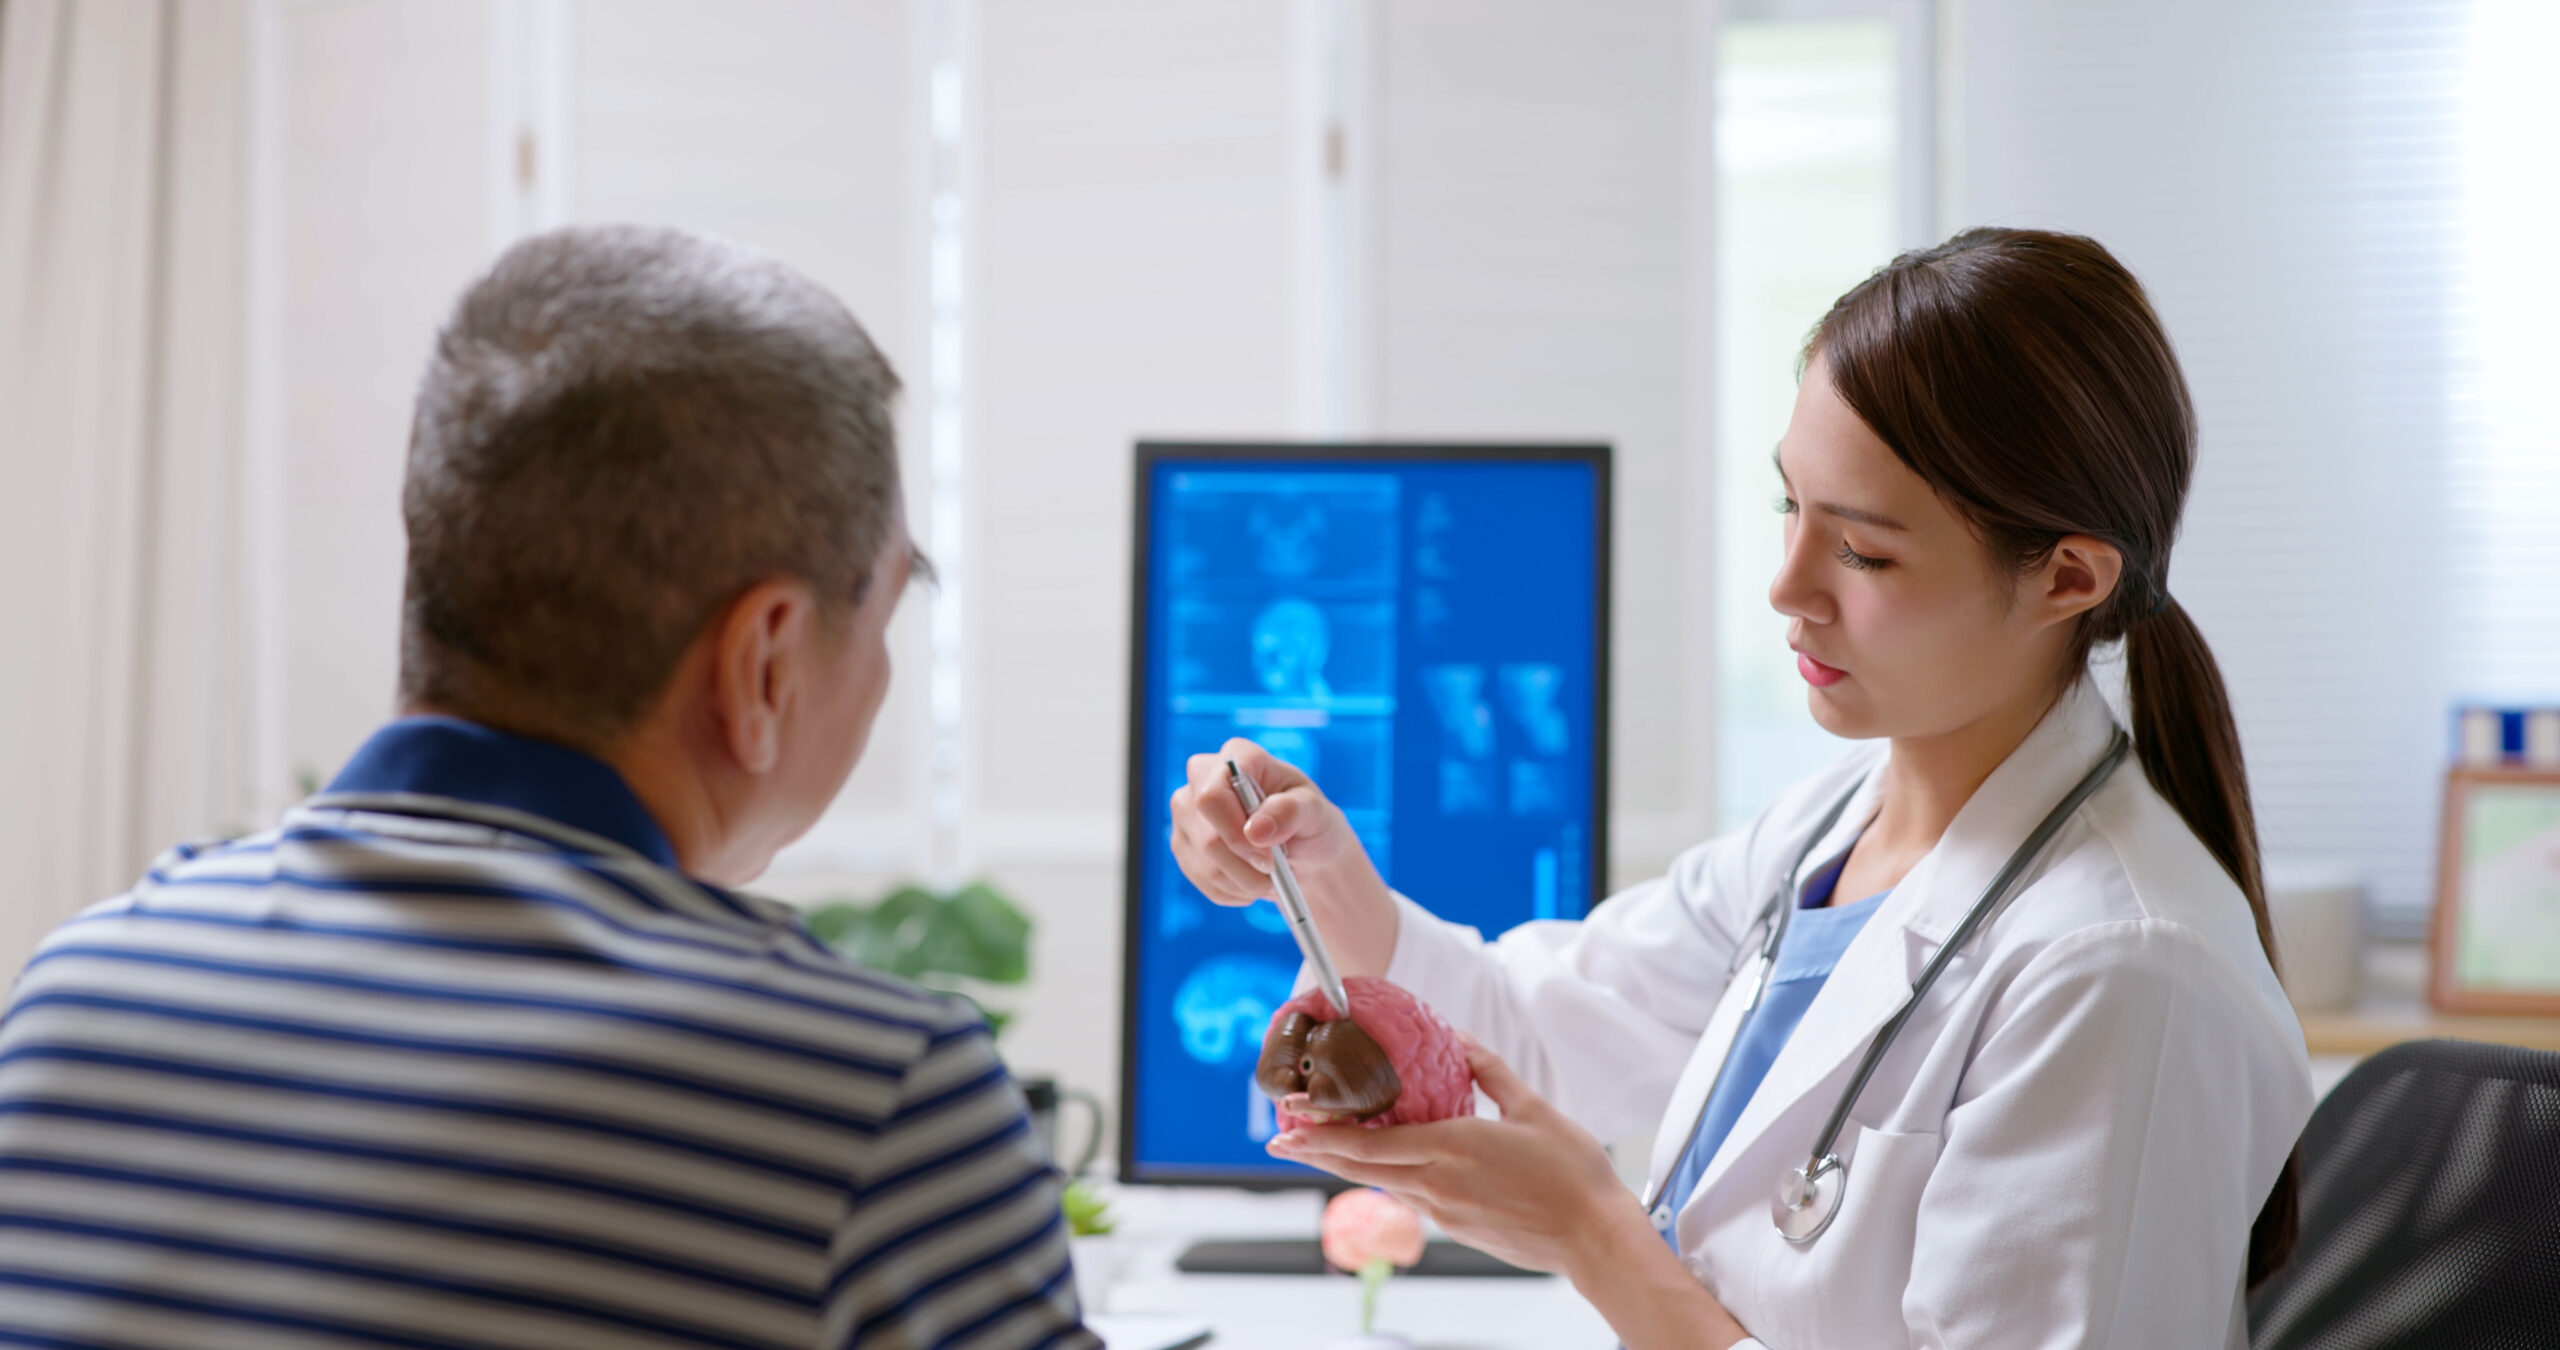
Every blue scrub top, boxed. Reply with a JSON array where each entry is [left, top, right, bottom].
[[1655, 854, 1886, 1247]]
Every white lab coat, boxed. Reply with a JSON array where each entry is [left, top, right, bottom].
[[1384, 681, 2313, 1349]]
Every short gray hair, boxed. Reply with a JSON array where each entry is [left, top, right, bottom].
[[399, 224, 902, 746]]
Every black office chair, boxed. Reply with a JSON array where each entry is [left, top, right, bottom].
[[2249, 1038, 2560, 1350]]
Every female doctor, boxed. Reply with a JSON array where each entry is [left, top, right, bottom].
[[1168, 229, 2312, 1349]]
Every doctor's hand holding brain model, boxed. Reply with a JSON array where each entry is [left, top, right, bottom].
[[1167, 229, 2311, 1350]]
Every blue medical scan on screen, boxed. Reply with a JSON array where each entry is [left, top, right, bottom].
[[1127, 450, 1604, 1183]]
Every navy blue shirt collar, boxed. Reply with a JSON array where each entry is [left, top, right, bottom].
[[323, 716, 679, 869]]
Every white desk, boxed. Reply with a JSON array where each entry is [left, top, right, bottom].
[[1080, 1186, 1620, 1350]]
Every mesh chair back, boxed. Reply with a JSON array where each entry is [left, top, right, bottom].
[[2250, 1038, 2560, 1350]]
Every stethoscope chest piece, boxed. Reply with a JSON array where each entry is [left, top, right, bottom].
[[1771, 1153, 1846, 1244]]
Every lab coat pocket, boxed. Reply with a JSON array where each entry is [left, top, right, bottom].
[[1834, 1123, 1940, 1262], [1762, 1125, 1944, 1350]]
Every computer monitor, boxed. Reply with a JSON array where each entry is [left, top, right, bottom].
[[1119, 442, 1612, 1188]]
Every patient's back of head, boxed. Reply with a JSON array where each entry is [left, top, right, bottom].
[[401, 224, 901, 749]]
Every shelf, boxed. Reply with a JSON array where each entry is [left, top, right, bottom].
[[2290, 939, 2560, 1056], [2297, 1007, 2560, 1056]]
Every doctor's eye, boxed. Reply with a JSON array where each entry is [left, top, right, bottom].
[[1773, 494, 1798, 516], [1835, 542, 1891, 571]]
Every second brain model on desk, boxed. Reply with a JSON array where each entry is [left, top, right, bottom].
[[1257, 977, 1476, 1129]]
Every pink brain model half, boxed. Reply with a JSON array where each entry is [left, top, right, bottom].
[[1259, 976, 1475, 1131]]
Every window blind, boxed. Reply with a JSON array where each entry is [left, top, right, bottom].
[[1953, 0, 2485, 931]]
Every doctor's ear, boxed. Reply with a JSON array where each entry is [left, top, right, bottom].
[[2027, 535, 2125, 629]]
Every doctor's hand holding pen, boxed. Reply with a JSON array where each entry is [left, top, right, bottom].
[[1168, 738, 1400, 976], [1169, 737, 1757, 1349]]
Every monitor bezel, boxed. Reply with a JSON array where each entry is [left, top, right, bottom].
[[1117, 440, 1615, 1191]]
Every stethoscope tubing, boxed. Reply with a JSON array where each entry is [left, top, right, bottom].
[[1642, 727, 2134, 1228], [1799, 727, 2131, 1169]]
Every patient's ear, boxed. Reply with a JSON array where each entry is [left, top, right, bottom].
[[708, 578, 817, 776]]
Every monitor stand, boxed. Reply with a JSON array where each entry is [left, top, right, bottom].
[[1175, 1236, 1537, 1278]]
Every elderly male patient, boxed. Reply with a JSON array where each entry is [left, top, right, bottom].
[[0, 226, 1095, 1350]]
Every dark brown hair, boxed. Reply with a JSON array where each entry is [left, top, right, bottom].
[[1809, 227, 2299, 1287], [401, 225, 902, 748]]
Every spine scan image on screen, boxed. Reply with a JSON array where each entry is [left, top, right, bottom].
[[1126, 447, 1607, 1184]]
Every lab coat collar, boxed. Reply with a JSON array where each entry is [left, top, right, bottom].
[[1681, 679, 2123, 1214], [1879, 677, 2120, 949]]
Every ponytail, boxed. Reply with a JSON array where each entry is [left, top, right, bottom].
[[1813, 227, 2300, 1289], [2126, 598, 2300, 1288]]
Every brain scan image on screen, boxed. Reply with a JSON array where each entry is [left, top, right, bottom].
[[1424, 663, 1498, 816], [1499, 663, 1571, 756], [1170, 599, 1391, 709], [1252, 501, 1327, 578], [1171, 954, 1297, 1065], [1510, 759, 1567, 816], [1251, 598, 1334, 702], [1424, 664, 1495, 759], [1438, 758, 1499, 816], [1169, 473, 1397, 590]]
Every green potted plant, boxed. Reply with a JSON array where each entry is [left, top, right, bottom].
[[1061, 1177, 1122, 1315], [804, 881, 1031, 1032]]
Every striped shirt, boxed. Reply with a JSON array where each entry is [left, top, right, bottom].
[[0, 717, 1096, 1350]]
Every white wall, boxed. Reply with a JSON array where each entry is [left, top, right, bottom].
[[270, 0, 500, 800]]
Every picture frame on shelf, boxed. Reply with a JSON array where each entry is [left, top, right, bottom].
[[2429, 767, 2560, 1016]]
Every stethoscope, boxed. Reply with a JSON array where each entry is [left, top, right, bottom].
[[1644, 727, 2132, 1247]]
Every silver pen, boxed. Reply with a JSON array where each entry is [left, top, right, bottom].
[[1224, 759, 1352, 1018]]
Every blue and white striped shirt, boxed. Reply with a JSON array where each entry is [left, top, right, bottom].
[[0, 717, 1096, 1350]]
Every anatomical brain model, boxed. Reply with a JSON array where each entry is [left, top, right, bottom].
[[1256, 977, 1475, 1131]]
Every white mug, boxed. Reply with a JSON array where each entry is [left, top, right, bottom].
[[2264, 861, 2364, 1013]]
